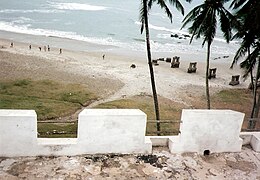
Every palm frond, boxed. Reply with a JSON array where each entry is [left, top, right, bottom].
[[181, 4, 208, 44], [240, 47, 260, 78], [181, 5, 203, 28], [202, 8, 216, 46], [232, 44, 248, 67], [219, 8, 232, 43], [148, 0, 155, 10], [240, 57, 256, 79], [157, 0, 173, 22], [230, 0, 247, 9], [168, 0, 184, 15]]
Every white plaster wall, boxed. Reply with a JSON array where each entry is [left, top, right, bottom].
[[0, 109, 152, 157], [0, 110, 38, 156], [240, 132, 260, 152], [1, 109, 253, 157], [147, 136, 170, 146], [169, 110, 245, 154], [251, 133, 260, 152], [77, 109, 151, 154]]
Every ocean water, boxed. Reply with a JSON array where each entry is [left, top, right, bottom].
[[0, 0, 239, 57]]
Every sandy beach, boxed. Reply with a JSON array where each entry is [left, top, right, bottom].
[[0, 37, 250, 107]]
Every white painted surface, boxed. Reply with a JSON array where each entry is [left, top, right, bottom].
[[241, 132, 260, 152], [147, 136, 170, 146], [0, 109, 152, 157], [169, 110, 245, 154], [251, 133, 260, 152], [0, 110, 38, 156], [240, 132, 253, 145], [1, 109, 253, 157], [77, 109, 152, 154]]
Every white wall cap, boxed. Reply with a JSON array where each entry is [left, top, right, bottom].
[[182, 109, 244, 115], [79, 109, 146, 116], [0, 109, 36, 116], [38, 138, 78, 145]]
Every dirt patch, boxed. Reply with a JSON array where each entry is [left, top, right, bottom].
[[7, 161, 28, 177], [226, 160, 256, 172], [136, 155, 168, 169]]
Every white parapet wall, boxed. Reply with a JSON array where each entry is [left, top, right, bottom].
[[240, 132, 260, 152], [0, 109, 152, 157], [77, 109, 152, 154], [169, 109, 245, 154], [0, 110, 38, 157]]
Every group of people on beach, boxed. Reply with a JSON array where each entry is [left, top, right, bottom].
[[37, 45, 50, 52], [36, 45, 62, 54], [9, 42, 62, 54]]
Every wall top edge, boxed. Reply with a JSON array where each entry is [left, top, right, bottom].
[[79, 109, 146, 116], [182, 109, 244, 115], [0, 109, 37, 116]]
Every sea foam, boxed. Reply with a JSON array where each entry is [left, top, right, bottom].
[[0, 9, 62, 14], [134, 21, 184, 34], [0, 21, 124, 47], [49, 2, 108, 11]]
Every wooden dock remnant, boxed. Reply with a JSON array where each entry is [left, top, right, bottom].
[[171, 56, 180, 68], [229, 75, 240, 86], [166, 57, 171, 63], [208, 68, 217, 79], [158, 58, 164, 61], [152, 59, 159, 66], [187, 62, 197, 73]]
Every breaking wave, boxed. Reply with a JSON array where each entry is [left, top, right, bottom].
[[48, 2, 108, 11], [0, 9, 62, 14], [0, 21, 123, 47]]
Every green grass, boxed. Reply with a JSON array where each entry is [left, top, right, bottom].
[[2, 79, 252, 137], [214, 89, 252, 104], [94, 95, 185, 135], [37, 123, 78, 138], [0, 79, 97, 120], [0, 94, 81, 119], [95, 96, 182, 120]]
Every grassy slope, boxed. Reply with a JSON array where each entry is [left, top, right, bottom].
[[95, 95, 187, 135], [0, 79, 97, 138], [0, 79, 253, 137], [94, 89, 253, 135], [0, 79, 97, 120]]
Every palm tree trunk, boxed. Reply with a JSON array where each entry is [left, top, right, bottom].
[[143, 0, 161, 135], [250, 70, 254, 90], [248, 48, 254, 91], [206, 42, 211, 109], [251, 57, 260, 118]]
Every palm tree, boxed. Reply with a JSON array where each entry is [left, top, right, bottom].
[[182, 0, 233, 109], [230, 0, 260, 122], [139, 0, 190, 134]]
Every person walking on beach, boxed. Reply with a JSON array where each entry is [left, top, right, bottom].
[[102, 54, 105, 60], [39, 47, 41, 51], [47, 45, 50, 51], [29, 45, 31, 50], [10, 42, 13, 48], [59, 48, 62, 54]]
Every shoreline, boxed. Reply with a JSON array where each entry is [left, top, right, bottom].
[[0, 30, 240, 64], [0, 34, 250, 106]]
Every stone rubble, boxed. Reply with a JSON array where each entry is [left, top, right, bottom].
[[0, 146, 259, 179]]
